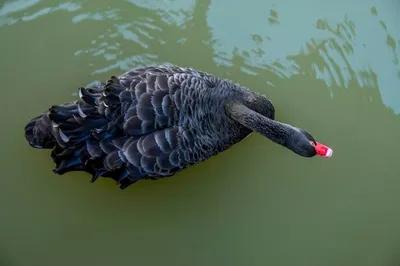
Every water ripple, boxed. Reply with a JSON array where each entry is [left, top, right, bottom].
[[91, 54, 159, 75], [72, 9, 120, 24], [0, 1, 81, 26], [0, 0, 41, 16], [127, 0, 196, 27]]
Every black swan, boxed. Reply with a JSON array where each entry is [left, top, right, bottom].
[[24, 65, 332, 189]]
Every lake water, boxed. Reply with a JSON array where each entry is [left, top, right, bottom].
[[1, 0, 400, 265]]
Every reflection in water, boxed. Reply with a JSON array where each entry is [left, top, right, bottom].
[[371, 5, 399, 66], [370, 6, 378, 16], [21, 0, 394, 113], [0, 0, 41, 16], [310, 18, 377, 91], [207, 1, 400, 113], [268, 9, 280, 25], [127, 0, 196, 26], [71, 0, 214, 76], [71, 9, 120, 24], [380, 21, 398, 65], [0, 1, 81, 26]]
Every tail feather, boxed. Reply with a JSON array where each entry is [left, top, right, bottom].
[[24, 79, 145, 189], [24, 113, 56, 149]]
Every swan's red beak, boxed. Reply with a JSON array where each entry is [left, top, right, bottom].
[[315, 142, 333, 158]]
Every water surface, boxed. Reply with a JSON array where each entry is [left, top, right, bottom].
[[1, 0, 400, 266]]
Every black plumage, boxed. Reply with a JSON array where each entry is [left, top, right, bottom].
[[25, 65, 331, 190]]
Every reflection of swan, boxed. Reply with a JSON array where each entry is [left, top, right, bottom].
[[24, 66, 332, 189]]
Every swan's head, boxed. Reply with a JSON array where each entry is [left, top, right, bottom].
[[288, 128, 333, 158]]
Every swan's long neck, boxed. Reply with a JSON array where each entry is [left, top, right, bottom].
[[226, 101, 295, 147]]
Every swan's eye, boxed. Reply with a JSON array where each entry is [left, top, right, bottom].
[[310, 141, 316, 147]]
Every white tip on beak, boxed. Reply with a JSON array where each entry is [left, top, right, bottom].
[[324, 148, 333, 158]]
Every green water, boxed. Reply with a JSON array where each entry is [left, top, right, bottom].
[[1, 0, 400, 265]]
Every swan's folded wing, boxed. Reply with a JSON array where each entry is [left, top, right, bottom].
[[95, 68, 184, 138], [120, 126, 199, 178]]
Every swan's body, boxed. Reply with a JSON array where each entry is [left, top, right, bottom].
[[25, 65, 331, 189]]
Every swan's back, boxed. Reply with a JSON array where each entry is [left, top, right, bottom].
[[25, 65, 264, 189]]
